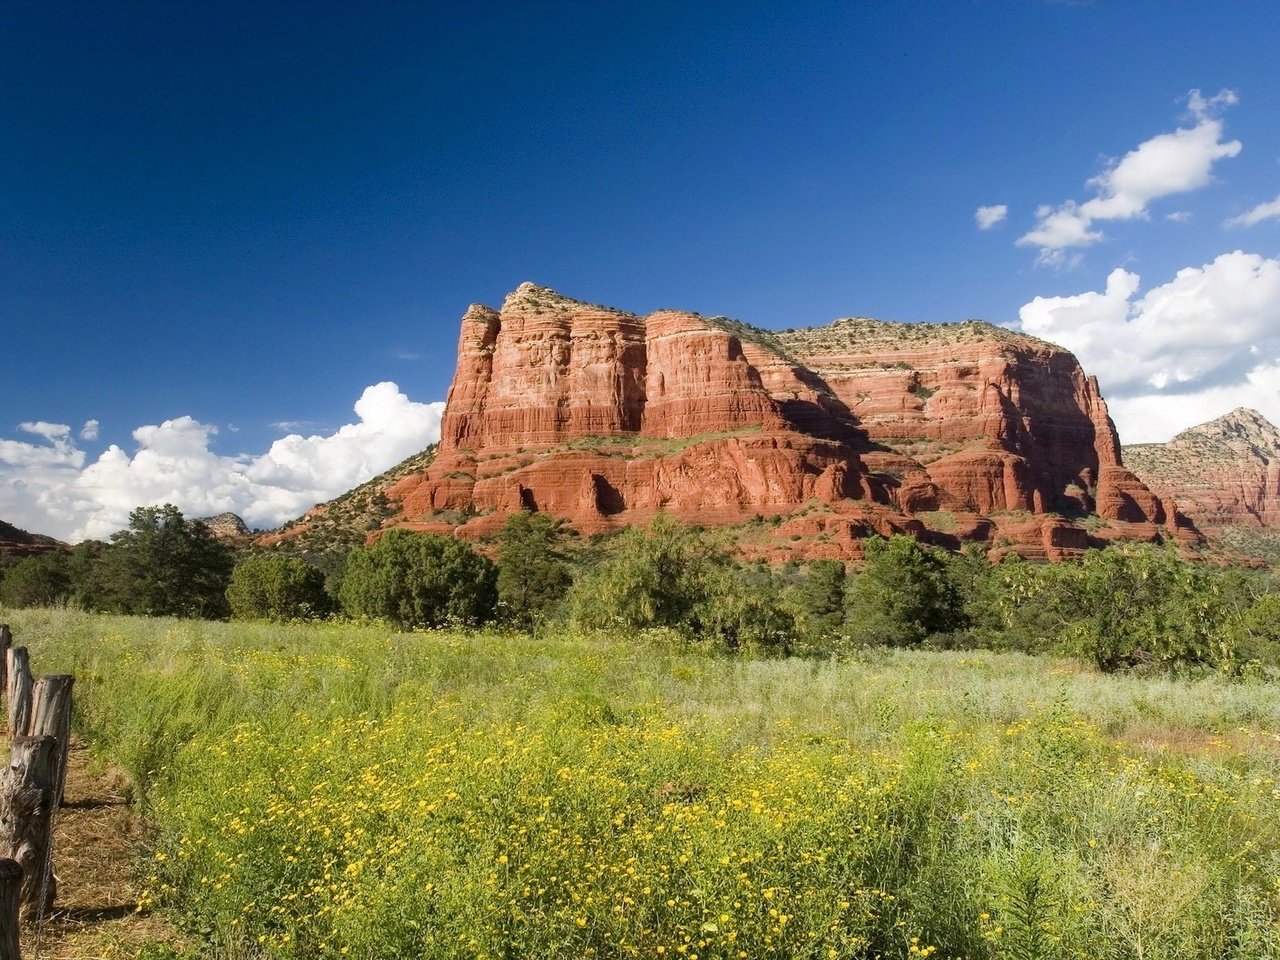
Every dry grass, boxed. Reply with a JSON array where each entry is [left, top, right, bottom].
[[20, 741, 178, 960]]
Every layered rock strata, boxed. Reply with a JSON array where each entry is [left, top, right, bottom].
[[1124, 408, 1280, 542], [382, 283, 1174, 560]]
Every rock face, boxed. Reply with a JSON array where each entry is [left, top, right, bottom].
[[198, 513, 251, 540], [0, 520, 64, 559], [383, 283, 1174, 561], [1124, 409, 1280, 546]]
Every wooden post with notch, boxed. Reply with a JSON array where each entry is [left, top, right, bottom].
[[4, 653, 31, 743], [0, 858, 19, 960], [0, 736, 57, 921]]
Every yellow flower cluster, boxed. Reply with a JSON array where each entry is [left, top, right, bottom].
[[141, 700, 1280, 959]]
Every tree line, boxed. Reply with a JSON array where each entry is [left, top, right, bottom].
[[3, 504, 1279, 674]]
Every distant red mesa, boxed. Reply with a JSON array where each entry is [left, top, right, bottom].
[[354, 282, 1190, 562]]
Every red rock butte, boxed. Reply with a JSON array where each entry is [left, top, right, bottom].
[[383, 282, 1183, 561]]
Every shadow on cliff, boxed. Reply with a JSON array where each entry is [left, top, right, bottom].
[[778, 365, 878, 451]]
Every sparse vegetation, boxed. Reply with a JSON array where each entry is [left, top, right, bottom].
[[775, 317, 1053, 356], [268, 445, 440, 558]]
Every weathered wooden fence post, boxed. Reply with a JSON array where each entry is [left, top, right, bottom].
[[4, 653, 31, 743], [30, 677, 73, 816], [0, 858, 19, 960], [0, 630, 75, 927], [0, 736, 57, 921]]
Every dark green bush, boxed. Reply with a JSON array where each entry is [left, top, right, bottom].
[[227, 553, 330, 621], [339, 529, 496, 629], [0, 552, 71, 607], [846, 536, 965, 647]]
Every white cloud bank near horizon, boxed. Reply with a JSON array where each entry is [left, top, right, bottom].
[[1018, 89, 1242, 266], [0, 382, 444, 542], [1018, 250, 1280, 443]]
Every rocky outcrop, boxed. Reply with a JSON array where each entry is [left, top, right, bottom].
[[1124, 408, 1280, 547], [376, 283, 1173, 561], [197, 513, 251, 540], [0, 520, 64, 559]]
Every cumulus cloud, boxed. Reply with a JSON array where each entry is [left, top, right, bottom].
[[974, 204, 1008, 230], [1225, 193, 1280, 228], [1019, 203, 1101, 265], [1017, 250, 1280, 441], [1018, 89, 1241, 264], [79, 419, 100, 441], [0, 422, 84, 471], [1107, 363, 1280, 443], [0, 382, 444, 542]]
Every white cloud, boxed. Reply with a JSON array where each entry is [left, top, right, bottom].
[[1108, 363, 1280, 443], [1, 422, 84, 471], [1019, 203, 1102, 265], [0, 382, 444, 542], [1018, 250, 1280, 441], [1164, 211, 1191, 223], [974, 204, 1008, 230], [18, 421, 71, 442], [79, 419, 100, 441], [1187, 88, 1239, 120], [1018, 89, 1241, 262], [1225, 193, 1280, 228]]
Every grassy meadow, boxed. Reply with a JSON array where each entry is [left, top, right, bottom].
[[5, 607, 1280, 959]]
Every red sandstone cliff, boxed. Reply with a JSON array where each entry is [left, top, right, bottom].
[[1124, 408, 1280, 552], [376, 283, 1173, 561]]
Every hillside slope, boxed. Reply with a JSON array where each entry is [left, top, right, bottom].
[[0, 518, 64, 558], [257, 445, 438, 556]]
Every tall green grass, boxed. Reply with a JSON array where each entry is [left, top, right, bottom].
[[6, 607, 1280, 959]]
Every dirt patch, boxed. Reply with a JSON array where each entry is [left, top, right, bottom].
[[19, 740, 179, 960]]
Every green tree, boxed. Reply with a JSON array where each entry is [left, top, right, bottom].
[[1235, 592, 1280, 668], [226, 553, 331, 621], [0, 552, 71, 608], [568, 514, 716, 633], [91, 505, 234, 618], [846, 535, 964, 647], [339, 529, 496, 629], [63, 540, 109, 610], [789, 559, 847, 653], [1056, 544, 1229, 671], [496, 512, 571, 629], [695, 563, 796, 654], [976, 552, 1063, 653]]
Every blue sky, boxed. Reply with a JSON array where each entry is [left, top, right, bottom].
[[4, 1, 1280, 539]]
